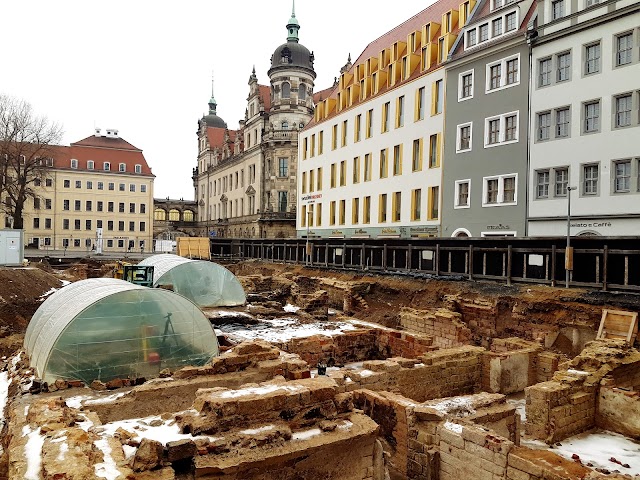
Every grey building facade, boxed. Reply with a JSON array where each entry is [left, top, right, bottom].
[[442, 0, 537, 238]]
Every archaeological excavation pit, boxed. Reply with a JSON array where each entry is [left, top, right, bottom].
[[1, 261, 640, 480]]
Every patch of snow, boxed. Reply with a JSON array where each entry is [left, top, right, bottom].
[[414, 363, 426, 368], [122, 445, 136, 460], [96, 415, 216, 446], [56, 441, 68, 461], [444, 422, 463, 434], [22, 375, 35, 392], [65, 395, 92, 409], [347, 319, 391, 330], [526, 429, 640, 475], [240, 425, 275, 435], [328, 308, 337, 315], [94, 437, 121, 480], [23, 426, 45, 480], [507, 397, 527, 422], [76, 413, 95, 432], [39, 287, 58, 298], [0, 372, 12, 428], [60, 280, 72, 287], [358, 369, 375, 378], [430, 396, 476, 416], [209, 311, 253, 318], [10, 352, 22, 372], [345, 377, 353, 383], [84, 392, 129, 405], [338, 421, 353, 430], [292, 428, 322, 440], [24, 405, 29, 417], [283, 303, 301, 313], [223, 319, 357, 343], [567, 369, 589, 376], [219, 384, 302, 399]]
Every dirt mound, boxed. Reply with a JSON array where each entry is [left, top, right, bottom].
[[0, 267, 66, 335]]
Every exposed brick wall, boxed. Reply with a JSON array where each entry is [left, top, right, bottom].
[[400, 307, 472, 348], [536, 351, 561, 383]]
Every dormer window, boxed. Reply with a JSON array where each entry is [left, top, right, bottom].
[[104, 162, 111, 171], [135, 164, 142, 174], [70, 159, 78, 169], [87, 160, 94, 170], [280, 47, 291, 64], [119, 163, 126, 172]]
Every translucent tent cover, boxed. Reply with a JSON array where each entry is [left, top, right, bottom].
[[25, 278, 219, 384], [138, 254, 246, 308]]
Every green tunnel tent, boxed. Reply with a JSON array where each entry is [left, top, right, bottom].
[[138, 254, 246, 308], [24, 278, 219, 384]]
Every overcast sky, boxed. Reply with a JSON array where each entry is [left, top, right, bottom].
[[2, 0, 433, 199]]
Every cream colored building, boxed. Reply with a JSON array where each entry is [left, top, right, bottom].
[[9, 129, 155, 252]]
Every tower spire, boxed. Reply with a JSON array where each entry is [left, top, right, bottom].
[[208, 71, 217, 114], [286, 0, 300, 43]]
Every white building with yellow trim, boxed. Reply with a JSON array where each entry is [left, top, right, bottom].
[[297, 0, 468, 239]]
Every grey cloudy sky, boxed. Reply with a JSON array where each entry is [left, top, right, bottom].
[[2, 0, 433, 199]]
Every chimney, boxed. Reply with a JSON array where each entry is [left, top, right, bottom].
[[105, 129, 119, 138], [95, 128, 102, 137]]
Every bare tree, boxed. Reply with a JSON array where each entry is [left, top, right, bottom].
[[0, 95, 63, 229]]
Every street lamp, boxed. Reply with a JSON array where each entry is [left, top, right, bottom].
[[565, 186, 576, 288]]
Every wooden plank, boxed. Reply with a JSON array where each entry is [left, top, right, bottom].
[[597, 309, 639, 344]]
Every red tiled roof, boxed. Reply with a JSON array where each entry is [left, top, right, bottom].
[[51, 134, 153, 175], [206, 127, 228, 150], [259, 85, 272, 112], [313, 86, 334, 105]]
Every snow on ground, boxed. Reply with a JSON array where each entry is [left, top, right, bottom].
[[23, 426, 45, 480], [524, 430, 640, 475], [358, 369, 375, 378], [444, 422, 463, 434], [219, 384, 302, 399], [292, 428, 322, 440], [221, 318, 358, 343], [283, 303, 301, 313], [65, 395, 92, 409], [506, 394, 526, 422], [208, 310, 253, 318], [429, 396, 476, 416], [240, 425, 275, 435], [348, 319, 393, 330], [84, 391, 130, 405], [94, 437, 121, 480], [0, 372, 11, 425]]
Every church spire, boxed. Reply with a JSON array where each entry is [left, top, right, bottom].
[[286, 0, 300, 43], [208, 73, 217, 114]]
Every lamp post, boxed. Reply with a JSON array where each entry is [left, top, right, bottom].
[[306, 209, 312, 265], [565, 186, 575, 288]]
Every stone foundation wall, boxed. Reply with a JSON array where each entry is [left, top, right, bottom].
[[525, 372, 596, 443], [399, 307, 471, 348], [536, 351, 561, 382], [482, 348, 540, 395], [596, 384, 640, 438]]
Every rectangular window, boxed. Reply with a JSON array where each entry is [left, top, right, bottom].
[[331, 124, 338, 150], [303, 138, 308, 160], [585, 43, 600, 75], [118, 221, 125, 231], [34, 198, 41, 210], [341, 120, 348, 146], [119, 202, 125, 213], [355, 114, 362, 142], [379, 194, 388, 223], [107, 221, 113, 231], [479, 23, 489, 42], [615, 94, 632, 128], [45, 199, 51, 210], [104, 162, 110, 171], [318, 131, 324, 155], [316, 203, 322, 226], [353, 157, 360, 184], [75, 180, 81, 188], [366, 109, 373, 138], [340, 161, 347, 186], [434, 80, 443, 114], [329, 201, 336, 225], [317, 167, 323, 190], [616, 33, 633, 66], [330, 164, 336, 188], [382, 102, 390, 132], [63, 219, 69, 230], [411, 189, 422, 221], [537, 170, 550, 198], [279, 158, 288, 177], [584, 101, 600, 133], [412, 139, 423, 171], [108, 202, 114, 212], [505, 114, 517, 141], [551, 0, 564, 19], [492, 18, 502, 37], [417, 87, 425, 120], [396, 96, 404, 128], [129, 221, 135, 232], [140, 204, 146, 214], [302, 172, 307, 193], [556, 108, 570, 137], [557, 52, 571, 81], [64, 179, 70, 188], [309, 170, 315, 192], [614, 160, 631, 192], [539, 57, 551, 86], [45, 218, 51, 229], [460, 72, 473, 99], [488, 119, 500, 144], [506, 58, 518, 84], [555, 168, 568, 196], [364, 154, 372, 181], [392, 192, 401, 222], [87, 181, 93, 189], [538, 112, 551, 141], [505, 12, 517, 31], [458, 124, 472, 152], [140, 221, 146, 232], [33, 218, 40, 229], [455, 180, 470, 208], [393, 145, 402, 175], [486, 179, 499, 203], [379, 149, 388, 178], [97, 201, 103, 212], [363, 196, 371, 224], [428, 134, 439, 167], [74, 219, 80, 230], [310, 134, 315, 157], [74, 200, 81, 211], [339, 200, 346, 225], [503, 176, 515, 202], [352, 198, 360, 224], [45, 178, 53, 187], [141, 184, 146, 193], [467, 29, 477, 46], [129, 202, 135, 213], [86, 219, 92, 230], [583, 164, 599, 194], [428, 186, 439, 220], [86, 200, 92, 211], [490, 64, 502, 90]]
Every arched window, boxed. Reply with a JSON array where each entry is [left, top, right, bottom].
[[299, 83, 306, 100], [154, 208, 167, 221], [183, 210, 195, 222], [169, 209, 180, 221], [282, 121, 289, 129], [282, 82, 291, 98]]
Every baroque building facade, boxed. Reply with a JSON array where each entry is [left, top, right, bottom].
[[193, 6, 316, 239]]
